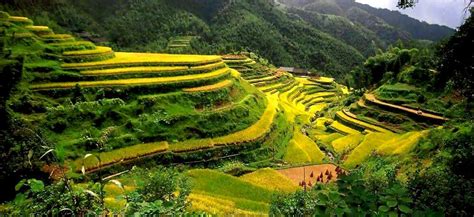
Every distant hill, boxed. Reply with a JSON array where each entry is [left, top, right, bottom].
[[0, 0, 454, 78], [279, 0, 454, 42]]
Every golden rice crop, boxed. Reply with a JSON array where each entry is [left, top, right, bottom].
[[62, 52, 223, 69], [32, 67, 230, 90], [376, 131, 428, 155], [188, 193, 265, 216], [213, 101, 276, 145], [25, 25, 50, 31], [81, 66, 188, 76], [80, 61, 225, 76], [312, 76, 334, 84], [170, 101, 276, 152], [63, 46, 113, 56], [329, 121, 361, 135], [189, 61, 226, 71], [336, 111, 392, 133], [283, 140, 312, 164], [331, 133, 364, 154], [169, 139, 214, 153], [41, 34, 74, 40], [343, 132, 398, 168], [8, 16, 33, 24], [223, 58, 254, 64], [293, 129, 325, 163], [239, 168, 299, 193], [75, 141, 168, 172], [183, 80, 232, 92]]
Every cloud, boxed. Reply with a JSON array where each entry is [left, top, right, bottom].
[[355, 0, 470, 28]]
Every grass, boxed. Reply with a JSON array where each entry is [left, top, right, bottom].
[[186, 169, 274, 214], [62, 52, 223, 70], [183, 80, 233, 92], [31, 67, 230, 90], [239, 168, 299, 193], [343, 132, 398, 168], [63, 46, 112, 56], [331, 133, 364, 154]]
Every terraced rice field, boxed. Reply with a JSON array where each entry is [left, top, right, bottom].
[[343, 132, 398, 168], [63, 46, 113, 56], [331, 133, 364, 154], [365, 94, 449, 122], [31, 67, 230, 90], [75, 100, 275, 172], [283, 128, 325, 164], [336, 110, 393, 133], [183, 79, 233, 92], [62, 52, 223, 70], [240, 168, 299, 193], [187, 169, 275, 215]]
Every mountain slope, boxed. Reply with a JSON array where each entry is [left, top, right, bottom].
[[0, 0, 453, 79], [279, 0, 454, 42]]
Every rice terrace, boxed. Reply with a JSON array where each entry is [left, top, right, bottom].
[[0, 0, 472, 216]]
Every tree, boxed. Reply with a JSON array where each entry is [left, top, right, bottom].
[[437, 8, 474, 112], [398, 0, 473, 9]]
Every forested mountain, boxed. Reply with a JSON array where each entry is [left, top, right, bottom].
[[0, 0, 453, 78], [279, 0, 454, 42]]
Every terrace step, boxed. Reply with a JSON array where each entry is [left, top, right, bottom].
[[31, 67, 230, 90], [62, 52, 223, 70]]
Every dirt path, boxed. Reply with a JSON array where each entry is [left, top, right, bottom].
[[278, 164, 341, 186], [365, 94, 448, 122]]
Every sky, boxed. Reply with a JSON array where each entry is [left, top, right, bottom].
[[355, 0, 472, 28]]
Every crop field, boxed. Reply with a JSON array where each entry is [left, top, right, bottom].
[[240, 168, 299, 192], [75, 142, 169, 172], [336, 111, 393, 133], [63, 46, 113, 56], [2, 10, 462, 217], [187, 169, 274, 215], [183, 79, 233, 92], [166, 100, 274, 152], [62, 52, 223, 70], [343, 132, 398, 168], [31, 67, 230, 90], [284, 128, 325, 164], [329, 121, 361, 135], [331, 133, 364, 154]]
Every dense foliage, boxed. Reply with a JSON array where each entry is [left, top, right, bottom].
[[0, 0, 453, 79], [4, 167, 190, 215]]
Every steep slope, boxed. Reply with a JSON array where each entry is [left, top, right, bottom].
[[0, 12, 292, 177], [279, 0, 454, 42]]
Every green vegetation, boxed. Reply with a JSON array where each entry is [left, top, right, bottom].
[[0, 3, 472, 217]]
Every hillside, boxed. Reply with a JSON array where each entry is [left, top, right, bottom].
[[0, 3, 473, 217], [278, 0, 454, 42], [0, 0, 453, 79]]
